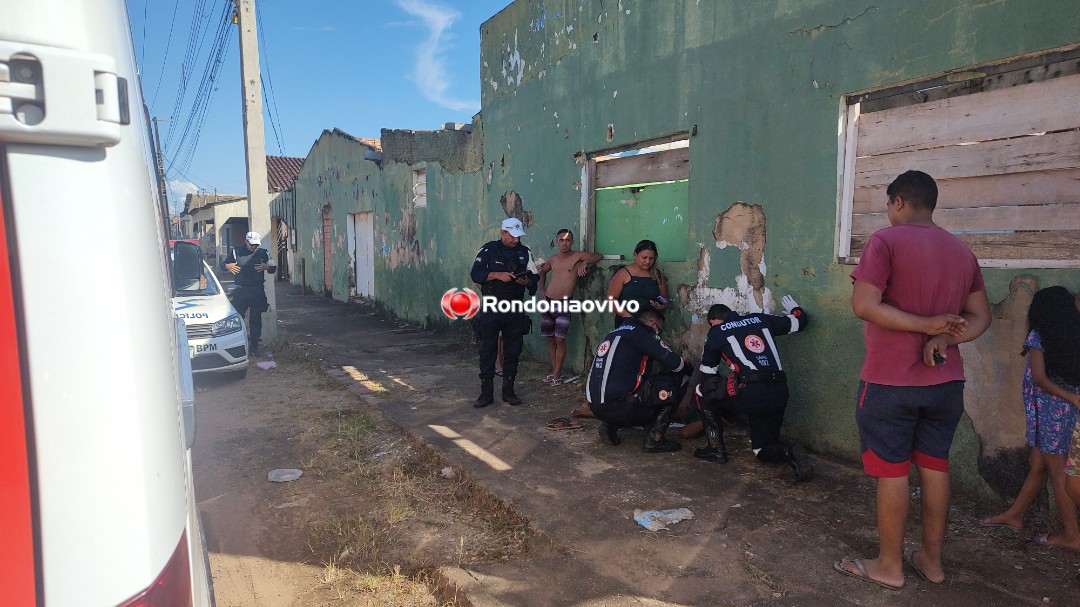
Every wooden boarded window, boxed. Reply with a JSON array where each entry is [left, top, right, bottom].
[[838, 51, 1080, 268], [586, 136, 690, 262]]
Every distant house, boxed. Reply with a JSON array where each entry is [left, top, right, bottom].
[[180, 155, 304, 267], [181, 193, 246, 264], [266, 155, 305, 278]]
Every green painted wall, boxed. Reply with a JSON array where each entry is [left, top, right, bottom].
[[288, 126, 487, 329], [288, 130, 382, 300], [595, 180, 690, 262], [477, 0, 1080, 500]]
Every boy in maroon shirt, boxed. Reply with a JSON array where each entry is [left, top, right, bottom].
[[834, 170, 991, 589]]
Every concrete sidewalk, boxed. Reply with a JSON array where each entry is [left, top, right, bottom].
[[274, 284, 1078, 607]]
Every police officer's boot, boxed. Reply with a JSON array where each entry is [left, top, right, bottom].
[[643, 404, 681, 453], [473, 378, 494, 409], [693, 409, 728, 463], [501, 376, 522, 406]]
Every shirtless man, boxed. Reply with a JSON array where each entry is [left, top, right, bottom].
[[537, 229, 603, 384]]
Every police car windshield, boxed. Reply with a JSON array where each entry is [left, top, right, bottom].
[[175, 265, 221, 296]]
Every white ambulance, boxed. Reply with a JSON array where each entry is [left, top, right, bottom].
[[0, 0, 215, 605]]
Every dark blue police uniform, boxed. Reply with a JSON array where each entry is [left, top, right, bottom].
[[586, 316, 690, 451], [470, 239, 536, 406]]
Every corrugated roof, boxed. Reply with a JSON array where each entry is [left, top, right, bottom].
[[266, 155, 305, 192]]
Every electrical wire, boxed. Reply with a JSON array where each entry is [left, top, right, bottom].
[[140, 0, 148, 72], [164, 0, 214, 149], [148, 0, 182, 111], [166, 0, 234, 178], [262, 76, 285, 155], [256, 0, 286, 155]]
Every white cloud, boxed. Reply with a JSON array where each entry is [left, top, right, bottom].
[[168, 179, 199, 215], [394, 0, 478, 112]]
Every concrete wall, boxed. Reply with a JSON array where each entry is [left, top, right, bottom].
[[477, 0, 1080, 500]]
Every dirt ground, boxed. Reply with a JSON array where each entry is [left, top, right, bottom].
[[192, 341, 535, 606], [192, 284, 1080, 607]]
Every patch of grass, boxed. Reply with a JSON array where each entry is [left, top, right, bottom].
[[286, 343, 534, 605]]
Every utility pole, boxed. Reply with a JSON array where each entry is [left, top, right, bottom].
[[151, 117, 174, 236], [234, 0, 275, 341]]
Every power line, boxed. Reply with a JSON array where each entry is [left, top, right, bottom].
[[256, 1, 286, 154], [165, 0, 234, 178], [164, 0, 214, 150], [148, 0, 182, 111], [140, 0, 148, 72]]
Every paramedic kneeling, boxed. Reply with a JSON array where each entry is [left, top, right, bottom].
[[695, 298, 814, 481], [585, 309, 692, 452]]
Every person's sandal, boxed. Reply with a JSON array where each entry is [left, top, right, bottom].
[[546, 417, 581, 430], [571, 403, 595, 418]]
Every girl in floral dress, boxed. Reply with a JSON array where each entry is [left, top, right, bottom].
[[981, 286, 1080, 550]]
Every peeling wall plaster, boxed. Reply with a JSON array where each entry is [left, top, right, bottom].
[[386, 209, 424, 268], [671, 203, 772, 358], [500, 190, 534, 227], [711, 202, 768, 310]]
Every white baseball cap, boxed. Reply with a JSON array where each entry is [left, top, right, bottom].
[[245, 231, 261, 245], [501, 218, 525, 237]]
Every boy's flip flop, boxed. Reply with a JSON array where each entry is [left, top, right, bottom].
[[903, 547, 943, 583], [832, 559, 903, 591]]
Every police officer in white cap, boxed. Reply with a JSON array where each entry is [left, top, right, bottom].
[[222, 231, 276, 356], [469, 218, 537, 407]]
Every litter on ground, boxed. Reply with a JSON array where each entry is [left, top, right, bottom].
[[633, 507, 695, 531], [268, 468, 303, 482]]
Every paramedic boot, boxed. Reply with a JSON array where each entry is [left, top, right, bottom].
[[598, 421, 622, 446], [473, 378, 494, 409], [501, 376, 522, 406], [787, 444, 815, 482], [693, 409, 728, 463], [643, 404, 681, 453]]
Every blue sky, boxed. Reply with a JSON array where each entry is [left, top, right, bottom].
[[129, 0, 510, 212]]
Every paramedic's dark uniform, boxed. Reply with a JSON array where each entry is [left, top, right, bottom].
[[586, 317, 689, 430], [470, 240, 536, 380], [221, 246, 275, 354], [698, 307, 808, 455]]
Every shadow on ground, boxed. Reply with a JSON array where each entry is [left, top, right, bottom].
[[274, 284, 1080, 607]]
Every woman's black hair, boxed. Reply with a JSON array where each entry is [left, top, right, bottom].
[[1027, 286, 1080, 385], [634, 239, 658, 255]]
